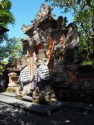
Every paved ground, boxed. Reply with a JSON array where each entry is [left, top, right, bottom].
[[0, 92, 94, 125], [0, 92, 63, 115], [0, 102, 94, 125]]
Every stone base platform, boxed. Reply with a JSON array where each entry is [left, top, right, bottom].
[[6, 86, 19, 93], [1, 92, 94, 115], [0, 92, 62, 115]]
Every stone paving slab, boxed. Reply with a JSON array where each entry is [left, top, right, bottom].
[[62, 102, 94, 111], [0, 92, 94, 115], [0, 92, 17, 97], [0, 93, 63, 115], [30, 102, 62, 114], [0, 92, 33, 102], [0, 94, 32, 108], [22, 95, 33, 102]]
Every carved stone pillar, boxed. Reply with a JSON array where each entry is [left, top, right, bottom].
[[29, 47, 35, 77]]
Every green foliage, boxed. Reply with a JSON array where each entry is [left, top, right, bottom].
[[0, 37, 22, 62], [0, 0, 16, 73], [46, 0, 94, 54], [0, 37, 22, 72], [0, 0, 15, 26]]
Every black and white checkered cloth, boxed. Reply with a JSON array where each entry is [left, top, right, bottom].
[[34, 66, 50, 81], [31, 66, 50, 90], [18, 65, 31, 82]]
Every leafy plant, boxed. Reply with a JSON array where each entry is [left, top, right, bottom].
[[0, 0, 16, 73]]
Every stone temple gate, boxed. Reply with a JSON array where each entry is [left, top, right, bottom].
[[21, 4, 80, 81], [7, 4, 94, 103]]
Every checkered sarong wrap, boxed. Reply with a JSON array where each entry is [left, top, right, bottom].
[[19, 65, 31, 82]]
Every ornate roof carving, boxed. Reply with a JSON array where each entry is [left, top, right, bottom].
[[21, 24, 33, 34], [21, 4, 53, 34], [34, 4, 52, 25], [21, 4, 79, 49]]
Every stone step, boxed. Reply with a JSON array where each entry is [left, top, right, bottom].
[[1, 92, 94, 114], [0, 93, 63, 115], [0, 92, 16, 97], [22, 95, 33, 102]]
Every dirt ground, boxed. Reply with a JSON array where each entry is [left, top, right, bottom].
[[0, 102, 94, 125]]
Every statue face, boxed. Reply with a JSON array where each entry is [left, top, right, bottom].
[[60, 36, 65, 44]]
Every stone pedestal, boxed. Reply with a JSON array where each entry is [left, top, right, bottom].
[[32, 85, 57, 104], [6, 72, 19, 93]]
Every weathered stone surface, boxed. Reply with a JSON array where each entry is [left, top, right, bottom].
[[1, 101, 94, 125], [0, 93, 62, 115], [0, 92, 16, 97], [32, 84, 57, 104], [21, 83, 32, 97], [22, 95, 33, 102]]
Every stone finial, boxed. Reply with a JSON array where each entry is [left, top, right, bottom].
[[35, 4, 52, 22]]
